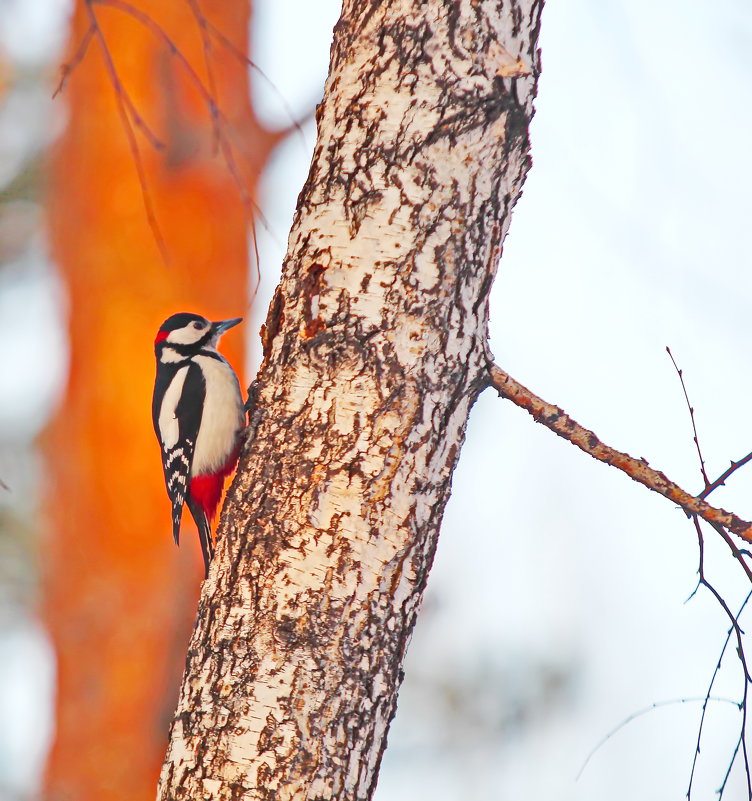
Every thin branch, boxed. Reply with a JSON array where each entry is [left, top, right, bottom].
[[94, 0, 276, 252], [249, 213, 261, 301], [687, 519, 752, 798], [198, 14, 310, 148], [576, 695, 738, 781], [62, 1, 296, 271], [185, 0, 221, 153], [182, 0, 276, 296], [84, 1, 170, 264], [685, 521, 705, 604], [709, 519, 752, 585], [719, 731, 744, 799], [53, 24, 96, 98], [701, 451, 752, 500], [665, 351, 752, 582], [667, 346, 710, 488], [269, 102, 318, 151], [487, 364, 752, 542], [56, 15, 165, 151]]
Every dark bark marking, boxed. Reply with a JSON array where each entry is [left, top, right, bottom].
[[425, 75, 529, 152], [260, 287, 285, 361]]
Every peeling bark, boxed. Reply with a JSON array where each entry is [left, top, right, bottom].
[[159, 1, 543, 798]]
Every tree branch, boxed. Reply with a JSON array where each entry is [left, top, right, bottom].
[[53, 23, 95, 99], [83, 1, 170, 264], [192, 9, 312, 148], [487, 364, 752, 542], [666, 346, 710, 488], [701, 452, 752, 500]]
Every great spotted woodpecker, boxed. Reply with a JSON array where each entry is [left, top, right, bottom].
[[152, 312, 244, 577]]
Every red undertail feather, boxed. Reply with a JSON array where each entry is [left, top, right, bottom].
[[189, 445, 241, 522], [189, 473, 224, 523]]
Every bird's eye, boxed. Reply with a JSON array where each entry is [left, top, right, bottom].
[[192, 321, 204, 329]]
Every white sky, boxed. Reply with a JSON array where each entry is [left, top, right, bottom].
[[1, 0, 752, 799]]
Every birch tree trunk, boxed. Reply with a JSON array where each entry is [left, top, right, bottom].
[[159, 1, 543, 797]]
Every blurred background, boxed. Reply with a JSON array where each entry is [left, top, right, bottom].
[[0, 0, 751, 799]]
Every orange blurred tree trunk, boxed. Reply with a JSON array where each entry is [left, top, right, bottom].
[[44, 2, 284, 799]]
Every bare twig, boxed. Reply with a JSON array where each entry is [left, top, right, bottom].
[[576, 695, 738, 781], [57, 1, 299, 272], [53, 24, 96, 98], [667, 347, 710, 488], [664, 349, 752, 582], [185, 0, 221, 153], [182, 0, 271, 280], [93, 0, 273, 235], [701, 451, 752, 500], [84, 1, 170, 264], [719, 731, 744, 799], [487, 364, 752, 542], [709, 519, 752, 585], [55, 15, 164, 151], [687, 518, 752, 799], [686, 516, 752, 800], [197, 13, 311, 147]]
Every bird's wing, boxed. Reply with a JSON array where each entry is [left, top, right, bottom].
[[154, 362, 205, 544]]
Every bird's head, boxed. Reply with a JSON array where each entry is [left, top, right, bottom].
[[155, 313, 242, 361]]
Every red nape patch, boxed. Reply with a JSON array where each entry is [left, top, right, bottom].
[[154, 330, 170, 344], [190, 473, 225, 521]]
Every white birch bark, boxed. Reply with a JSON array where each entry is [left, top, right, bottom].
[[158, 1, 543, 798]]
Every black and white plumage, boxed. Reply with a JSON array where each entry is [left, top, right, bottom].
[[152, 312, 245, 577]]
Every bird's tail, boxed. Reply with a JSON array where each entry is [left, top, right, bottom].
[[186, 496, 214, 578], [171, 500, 182, 546]]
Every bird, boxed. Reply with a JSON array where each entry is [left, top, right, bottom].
[[152, 312, 245, 577]]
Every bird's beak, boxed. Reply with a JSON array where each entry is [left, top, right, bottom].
[[211, 317, 243, 336]]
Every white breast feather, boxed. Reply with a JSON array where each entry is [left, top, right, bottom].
[[192, 354, 244, 476], [159, 365, 190, 449]]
